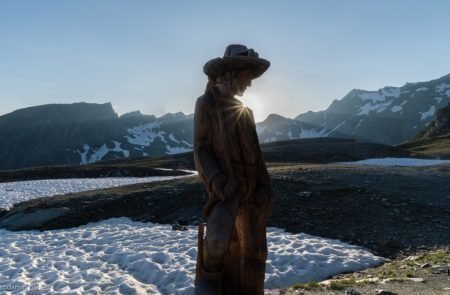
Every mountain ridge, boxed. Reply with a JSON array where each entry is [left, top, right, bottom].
[[1, 73, 450, 170]]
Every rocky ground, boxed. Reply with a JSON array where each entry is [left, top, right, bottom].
[[1, 161, 449, 293], [277, 248, 450, 295]]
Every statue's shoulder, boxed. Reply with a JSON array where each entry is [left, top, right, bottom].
[[243, 106, 255, 122], [195, 91, 215, 110]]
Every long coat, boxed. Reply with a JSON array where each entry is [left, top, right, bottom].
[[193, 87, 273, 214]]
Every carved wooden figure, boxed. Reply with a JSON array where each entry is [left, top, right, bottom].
[[194, 44, 273, 295]]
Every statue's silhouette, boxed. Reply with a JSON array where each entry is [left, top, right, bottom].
[[194, 44, 273, 294]]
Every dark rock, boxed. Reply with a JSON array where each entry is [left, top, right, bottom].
[[172, 224, 188, 231], [345, 289, 361, 295]]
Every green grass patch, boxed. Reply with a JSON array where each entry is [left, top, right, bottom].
[[416, 249, 450, 265], [328, 279, 357, 290], [293, 281, 321, 290]]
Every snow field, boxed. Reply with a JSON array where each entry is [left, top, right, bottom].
[[340, 157, 450, 167], [0, 175, 191, 210], [0, 218, 384, 294]]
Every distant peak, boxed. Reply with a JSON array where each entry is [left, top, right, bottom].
[[120, 110, 142, 118], [263, 113, 289, 122], [159, 112, 186, 120]]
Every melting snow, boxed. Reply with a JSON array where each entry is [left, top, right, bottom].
[[256, 125, 266, 134], [359, 92, 386, 102], [287, 130, 293, 139], [0, 218, 384, 294], [357, 100, 393, 116], [380, 87, 401, 98], [445, 90, 450, 97], [435, 97, 443, 104], [435, 83, 450, 93], [299, 128, 327, 138], [0, 175, 192, 210], [391, 105, 403, 113], [165, 146, 192, 155], [419, 106, 436, 121], [181, 140, 193, 147], [341, 157, 450, 167], [415, 87, 428, 92], [126, 122, 166, 146], [77, 142, 130, 164], [168, 133, 180, 144], [264, 137, 277, 143], [0, 173, 386, 293], [77, 144, 90, 164]]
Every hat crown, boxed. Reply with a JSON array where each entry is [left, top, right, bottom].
[[224, 44, 259, 58], [203, 44, 269, 79]]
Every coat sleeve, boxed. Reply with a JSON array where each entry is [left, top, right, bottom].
[[193, 96, 223, 195]]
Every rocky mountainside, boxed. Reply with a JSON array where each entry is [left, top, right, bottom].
[[0, 103, 193, 170], [397, 102, 450, 159], [292, 74, 450, 145], [414, 102, 450, 139]]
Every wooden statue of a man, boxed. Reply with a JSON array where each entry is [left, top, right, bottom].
[[194, 44, 273, 294]]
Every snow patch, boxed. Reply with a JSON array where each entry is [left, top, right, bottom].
[[168, 133, 180, 144], [111, 141, 130, 158], [445, 90, 450, 97], [125, 122, 167, 146], [380, 87, 401, 98], [0, 175, 191, 210], [435, 97, 443, 104], [435, 83, 450, 93], [77, 142, 130, 164], [264, 137, 277, 143], [299, 128, 327, 138], [165, 145, 192, 155], [89, 144, 110, 163], [181, 140, 193, 147], [0, 218, 384, 293], [415, 87, 428, 92], [419, 105, 436, 121], [77, 144, 90, 164], [359, 92, 385, 102], [340, 157, 450, 167], [357, 100, 393, 116], [256, 125, 266, 134], [391, 105, 403, 113], [287, 130, 293, 139]]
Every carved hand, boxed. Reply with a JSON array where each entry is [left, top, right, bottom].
[[211, 174, 238, 201]]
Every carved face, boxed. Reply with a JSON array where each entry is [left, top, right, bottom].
[[232, 70, 253, 97]]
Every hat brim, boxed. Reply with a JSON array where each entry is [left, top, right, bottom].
[[203, 56, 270, 80]]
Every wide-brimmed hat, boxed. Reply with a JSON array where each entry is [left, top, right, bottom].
[[203, 44, 270, 80]]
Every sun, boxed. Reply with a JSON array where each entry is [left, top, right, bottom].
[[239, 92, 265, 122]]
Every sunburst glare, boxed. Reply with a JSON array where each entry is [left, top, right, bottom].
[[239, 92, 265, 122]]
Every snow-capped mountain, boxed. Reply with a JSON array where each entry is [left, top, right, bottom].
[[294, 74, 450, 145], [255, 114, 330, 143], [2, 74, 450, 170], [0, 103, 193, 170], [76, 111, 193, 166]]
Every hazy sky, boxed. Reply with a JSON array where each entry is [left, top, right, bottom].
[[2, 1, 450, 122]]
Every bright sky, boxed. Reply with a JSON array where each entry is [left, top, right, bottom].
[[1, 0, 450, 122]]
